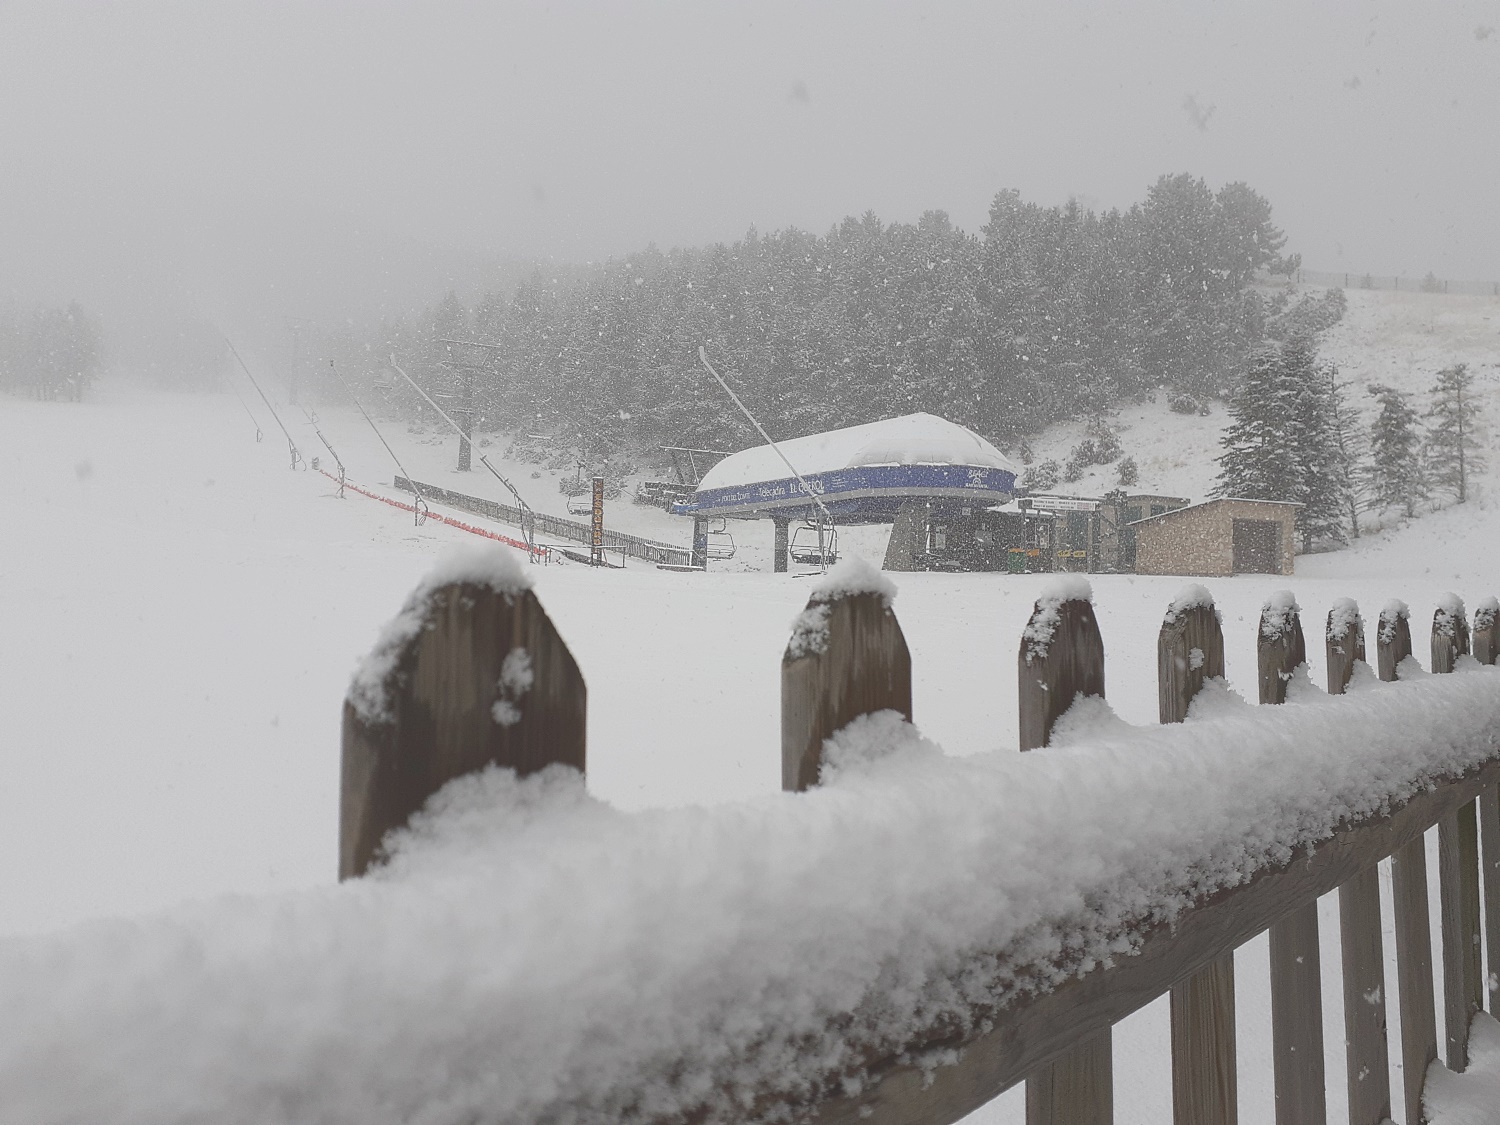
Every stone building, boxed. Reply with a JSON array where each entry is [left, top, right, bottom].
[[1131, 498, 1299, 577]]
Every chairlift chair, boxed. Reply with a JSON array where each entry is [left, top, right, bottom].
[[789, 521, 838, 566], [705, 519, 736, 560], [566, 491, 593, 516]]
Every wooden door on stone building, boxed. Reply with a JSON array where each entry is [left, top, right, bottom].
[[1231, 518, 1280, 573]]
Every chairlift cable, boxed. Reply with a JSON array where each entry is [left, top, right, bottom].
[[220, 334, 305, 470], [388, 355, 537, 556], [327, 359, 430, 525], [697, 345, 836, 572]]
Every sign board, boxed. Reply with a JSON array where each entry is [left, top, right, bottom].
[[1023, 496, 1100, 512], [590, 476, 605, 566]]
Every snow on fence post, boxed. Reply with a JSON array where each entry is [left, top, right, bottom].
[[1018, 578, 1111, 1125], [1431, 595, 1470, 674], [1430, 596, 1483, 1072], [1327, 599, 1392, 1125], [780, 560, 910, 793], [1256, 593, 1326, 1125], [1157, 587, 1236, 1125], [338, 548, 586, 879], [1377, 601, 1412, 682], [1472, 597, 1499, 666], [1325, 598, 1365, 695]]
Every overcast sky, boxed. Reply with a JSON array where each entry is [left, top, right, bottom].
[[3, 0, 1498, 337]]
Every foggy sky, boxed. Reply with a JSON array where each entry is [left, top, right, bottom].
[[3, 0, 1498, 344]]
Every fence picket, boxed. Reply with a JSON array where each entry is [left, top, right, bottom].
[[339, 575, 586, 879], [1326, 599, 1366, 695], [1159, 594, 1236, 1125], [1473, 599, 1498, 666], [1325, 599, 1391, 1125], [1256, 595, 1325, 1125], [780, 589, 911, 793], [1431, 598, 1470, 674], [1019, 589, 1111, 1125], [1393, 835, 1438, 1125], [1378, 602, 1413, 682], [1482, 786, 1500, 1014]]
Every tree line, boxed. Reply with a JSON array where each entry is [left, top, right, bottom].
[[0, 300, 103, 401], [349, 174, 1324, 461], [1215, 343, 1484, 550]]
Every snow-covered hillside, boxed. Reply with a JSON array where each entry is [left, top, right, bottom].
[[1021, 287, 1500, 527]]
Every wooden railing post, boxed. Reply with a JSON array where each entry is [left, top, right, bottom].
[[339, 552, 586, 879], [1431, 595, 1470, 674], [781, 571, 911, 792], [1475, 599, 1500, 1017], [1393, 834, 1438, 1125], [1472, 597, 1498, 666], [1158, 587, 1236, 1125], [1431, 596, 1482, 1072], [1326, 597, 1366, 695], [1326, 599, 1392, 1125], [1377, 600, 1412, 682], [1019, 582, 1111, 1125], [1482, 785, 1500, 1015], [1257, 593, 1326, 1125]]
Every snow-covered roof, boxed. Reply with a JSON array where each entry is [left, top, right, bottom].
[[697, 413, 1017, 491], [1128, 496, 1301, 526]]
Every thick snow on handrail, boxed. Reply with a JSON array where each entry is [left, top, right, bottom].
[[3, 666, 1499, 1124]]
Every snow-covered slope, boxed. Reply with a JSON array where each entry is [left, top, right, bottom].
[[1020, 287, 1500, 526]]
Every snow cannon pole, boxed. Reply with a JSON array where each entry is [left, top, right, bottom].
[[698, 345, 835, 573], [222, 333, 305, 470], [327, 359, 429, 526], [389, 355, 538, 559]]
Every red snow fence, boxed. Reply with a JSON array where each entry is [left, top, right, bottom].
[[333, 558, 1500, 1125]]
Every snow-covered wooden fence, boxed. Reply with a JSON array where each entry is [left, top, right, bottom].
[[343, 555, 1500, 1125]]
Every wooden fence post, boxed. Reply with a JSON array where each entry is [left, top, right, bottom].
[[339, 562, 586, 880], [1326, 598, 1366, 695], [1158, 588, 1236, 1125], [1431, 596, 1470, 674], [1431, 596, 1482, 1071], [1325, 599, 1392, 1125], [1257, 593, 1326, 1125], [781, 577, 911, 793], [1476, 599, 1500, 1017], [1019, 582, 1111, 1125], [1482, 785, 1500, 1015], [1393, 834, 1438, 1125], [1377, 601, 1412, 682], [1473, 598, 1498, 666]]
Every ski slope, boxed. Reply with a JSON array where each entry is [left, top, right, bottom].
[[3, 287, 1500, 1122]]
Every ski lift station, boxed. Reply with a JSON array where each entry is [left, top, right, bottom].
[[672, 413, 1020, 571]]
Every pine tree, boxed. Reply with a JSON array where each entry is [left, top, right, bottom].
[[1324, 365, 1365, 538], [1365, 385, 1424, 517], [1283, 338, 1347, 551], [1424, 363, 1484, 503], [1215, 344, 1300, 503]]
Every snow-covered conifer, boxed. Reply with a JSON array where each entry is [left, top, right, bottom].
[[1423, 363, 1484, 504], [1365, 384, 1425, 517]]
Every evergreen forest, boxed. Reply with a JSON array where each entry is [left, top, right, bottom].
[[353, 174, 1335, 461]]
